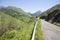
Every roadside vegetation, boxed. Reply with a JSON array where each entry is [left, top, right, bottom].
[[0, 6, 37, 40], [48, 20, 60, 27], [54, 22, 60, 27], [34, 20, 43, 40], [0, 22, 35, 40], [0, 12, 37, 40]]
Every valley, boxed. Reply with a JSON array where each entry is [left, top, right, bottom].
[[0, 4, 60, 40]]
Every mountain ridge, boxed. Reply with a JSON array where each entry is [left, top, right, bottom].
[[30, 11, 41, 16]]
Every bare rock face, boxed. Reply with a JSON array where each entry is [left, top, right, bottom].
[[46, 10, 60, 23]]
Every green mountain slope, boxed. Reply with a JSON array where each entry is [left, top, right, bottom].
[[40, 4, 60, 26], [40, 4, 60, 16], [40, 4, 60, 17], [0, 11, 25, 36], [7, 6, 30, 16], [0, 6, 37, 40], [0, 6, 30, 22], [0, 12, 36, 40]]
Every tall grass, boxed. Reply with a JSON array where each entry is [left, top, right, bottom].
[[0, 11, 37, 40], [0, 12, 26, 36], [0, 22, 35, 40]]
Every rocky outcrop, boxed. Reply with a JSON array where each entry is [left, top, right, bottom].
[[46, 10, 60, 23]]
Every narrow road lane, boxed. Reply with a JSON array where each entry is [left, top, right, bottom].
[[41, 20, 60, 40]]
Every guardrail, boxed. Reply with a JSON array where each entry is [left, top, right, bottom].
[[31, 21, 38, 40]]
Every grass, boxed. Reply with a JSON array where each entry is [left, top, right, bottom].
[[34, 20, 43, 40], [0, 22, 35, 40], [48, 20, 60, 27], [54, 22, 60, 26], [0, 12, 26, 36]]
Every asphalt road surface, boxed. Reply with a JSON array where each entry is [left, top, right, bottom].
[[41, 20, 60, 40]]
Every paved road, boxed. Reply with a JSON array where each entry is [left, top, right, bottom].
[[41, 20, 60, 40]]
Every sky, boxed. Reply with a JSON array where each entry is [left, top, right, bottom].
[[0, 0, 60, 13]]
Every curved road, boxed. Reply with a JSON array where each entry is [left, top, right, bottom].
[[41, 20, 60, 40]]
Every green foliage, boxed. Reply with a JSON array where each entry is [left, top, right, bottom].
[[0, 6, 30, 22], [0, 6, 38, 40], [0, 22, 35, 40], [0, 11, 26, 36], [1, 30, 17, 40], [53, 22, 60, 27]]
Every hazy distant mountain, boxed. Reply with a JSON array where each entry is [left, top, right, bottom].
[[30, 11, 41, 16]]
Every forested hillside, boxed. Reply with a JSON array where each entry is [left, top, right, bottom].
[[40, 4, 60, 26]]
